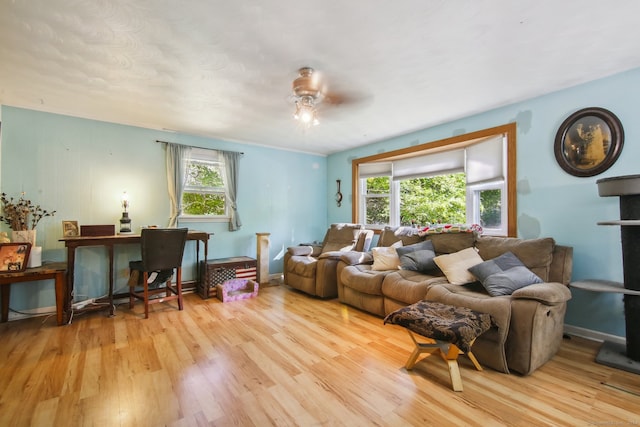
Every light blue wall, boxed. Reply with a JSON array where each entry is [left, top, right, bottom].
[[328, 67, 640, 338], [4, 67, 640, 337], [0, 106, 328, 312]]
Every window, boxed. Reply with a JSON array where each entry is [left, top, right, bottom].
[[363, 175, 391, 225], [181, 148, 228, 219], [399, 173, 467, 226], [353, 123, 516, 236]]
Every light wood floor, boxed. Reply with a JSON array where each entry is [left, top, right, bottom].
[[1, 284, 639, 427]]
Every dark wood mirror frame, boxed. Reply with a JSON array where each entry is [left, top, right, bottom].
[[554, 107, 624, 178]]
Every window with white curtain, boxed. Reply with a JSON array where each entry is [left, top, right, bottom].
[[353, 124, 516, 236]]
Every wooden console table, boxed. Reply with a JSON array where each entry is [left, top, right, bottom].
[[59, 230, 210, 322], [0, 262, 67, 326]]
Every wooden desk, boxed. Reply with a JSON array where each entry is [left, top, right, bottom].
[[0, 262, 67, 326], [59, 230, 210, 321]]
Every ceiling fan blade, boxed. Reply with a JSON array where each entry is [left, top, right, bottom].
[[322, 90, 373, 108]]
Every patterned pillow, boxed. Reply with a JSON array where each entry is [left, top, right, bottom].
[[418, 223, 483, 236], [468, 251, 543, 296]]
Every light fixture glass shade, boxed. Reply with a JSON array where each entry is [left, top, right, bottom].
[[121, 191, 129, 212], [293, 96, 319, 127]]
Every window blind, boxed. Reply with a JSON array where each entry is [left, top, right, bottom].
[[359, 162, 393, 178], [358, 134, 505, 183], [465, 135, 504, 185], [392, 149, 465, 181]]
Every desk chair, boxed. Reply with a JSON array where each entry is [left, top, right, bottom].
[[128, 228, 188, 318]]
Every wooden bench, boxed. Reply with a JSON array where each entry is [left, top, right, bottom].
[[384, 300, 493, 391]]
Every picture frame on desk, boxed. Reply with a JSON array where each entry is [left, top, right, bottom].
[[62, 220, 80, 237], [0, 242, 31, 272]]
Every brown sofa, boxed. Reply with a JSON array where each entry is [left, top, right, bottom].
[[336, 227, 573, 375], [284, 223, 373, 298]]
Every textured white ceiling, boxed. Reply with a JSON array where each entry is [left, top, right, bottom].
[[1, 1, 640, 155]]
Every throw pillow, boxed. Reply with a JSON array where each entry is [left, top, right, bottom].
[[468, 251, 543, 296], [397, 240, 437, 272], [371, 241, 403, 271], [433, 247, 484, 285], [399, 249, 437, 272], [396, 239, 434, 257]]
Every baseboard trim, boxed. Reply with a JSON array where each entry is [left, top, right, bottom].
[[564, 324, 626, 346], [6, 279, 203, 322], [268, 273, 283, 283], [8, 306, 57, 322]]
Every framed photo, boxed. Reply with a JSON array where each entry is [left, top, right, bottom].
[[554, 107, 624, 177], [62, 220, 80, 237], [0, 242, 32, 272]]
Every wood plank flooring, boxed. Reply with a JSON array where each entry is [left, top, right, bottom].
[[1, 284, 639, 426]]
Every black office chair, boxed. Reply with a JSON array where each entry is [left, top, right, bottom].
[[128, 228, 188, 318]]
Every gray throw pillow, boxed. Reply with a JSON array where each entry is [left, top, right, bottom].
[[396, 239, 434, 257], [399, 240, 437, 273], [400, 249, 438, 272], [468, 251, 543, 296]]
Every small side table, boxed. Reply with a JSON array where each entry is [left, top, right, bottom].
[[0, 262, 67, 326]]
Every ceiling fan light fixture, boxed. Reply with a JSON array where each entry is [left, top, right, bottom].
[[293, 95, 319, 127]]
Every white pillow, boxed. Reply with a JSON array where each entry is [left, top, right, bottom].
[[433, 247, 484, 285], [371, 241, 403, 271]]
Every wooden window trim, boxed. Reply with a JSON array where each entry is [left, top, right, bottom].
[[352, 123, 517, 237]]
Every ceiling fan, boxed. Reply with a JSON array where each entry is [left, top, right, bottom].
[[290, 67, 350, 127]]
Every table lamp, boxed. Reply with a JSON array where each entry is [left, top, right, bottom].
[[119, 192, 132, 233]]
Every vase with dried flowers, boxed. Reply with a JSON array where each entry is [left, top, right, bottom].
[[0, 192, 56, 246]]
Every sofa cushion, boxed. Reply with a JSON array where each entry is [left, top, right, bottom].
[[321, 224, 363, 253], [433, 247, 484, 285], [340, 264, 389, 295], [468, 251, 543, 296], [475, 236, 555, 282], [372, 241, 403, 271], [288, 255, 318, 278], [511, 282, 572, 304], [424, 232, 477, 255], [382, 270, 446, 305], [377, 226, 424, 247]]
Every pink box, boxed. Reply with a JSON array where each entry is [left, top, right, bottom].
[[216, 279, 259, 302]]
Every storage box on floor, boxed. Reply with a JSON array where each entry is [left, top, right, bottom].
[[198, 256, 257, 299]]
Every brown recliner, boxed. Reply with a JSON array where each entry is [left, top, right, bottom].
[[284, 223, 373, 298]]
